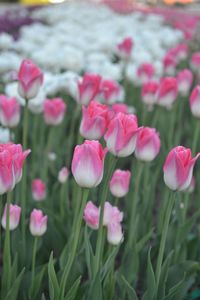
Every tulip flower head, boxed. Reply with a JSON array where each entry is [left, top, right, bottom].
[[156, 77, 178, 109], [137, 63, 155, 84], [103, 202, 123, 226], [163, 146, 200, 191], [43, 98, 66, 126], [77, 73, 101, 106], [117, 37, 133, 60], [109, 169, 131, 198], [0, 95, 20, 128], [107, 221, 123, 245], [32, 179, 46, 201], [58, 167, 69, 184], [84, 201, 100, 229], [141, 81, 159, 109], [177, 69, 193, 97], [18, 59, 43, 100], [191, 52, 200, 74], [1, 204, 21, 230], [97, 79, 123, 105], [189, 85, 200, 118], [29, 209, 48, 236]]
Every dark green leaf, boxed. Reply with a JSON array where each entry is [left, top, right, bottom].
[[5, 268, 25, 300]]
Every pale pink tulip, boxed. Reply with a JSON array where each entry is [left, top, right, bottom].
[[177, 69, 193, 97], [32, 179, 46, 201], [29, 209, 47, 236], [141, 81, 159, 108], [103, 202, 123, 226], [189, 85, 200, 118], [83, 201, 100, 230], [43, 98, 66, 126], [107, 222, 123, 245], [109, 169, 131, 198], [0, 95, 20, 128], [1, 204, 21, 230], [77, 73, 101, 106], [58, 167, 69, 184], [97, 79, 122, 105], [156, 77, 178, 109]]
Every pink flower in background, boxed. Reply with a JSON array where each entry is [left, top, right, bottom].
[[163, 146, 200, 191], [177, 69, 193, 97], [163, 54, 177, 76], [107, 221, 123, 245], [0, 95, 20, 128], [97, 79, 122, 105], [77, 73, 101, 106], [104, 112, 140, 157], [0, 143, 30, 194], [117, 37, 133, 60], [43, 98, 66, 125], [103, 202, 123, 226], [191, 52, 200, 73], [58, 167, 69, 184], [32, 179, 46, 201], [137, 63, 155, 84], [109, 169, 131, 198], [141, 81, 159, 108], [156, 77, 178, 109], [72, 140, 107, 188], [18, 59, 43, 100], [189, 85, 200, 118], [80, 101, 108, 139], [29, 209, 48, 236], [1, 204, 21, 230], [84, 201, 99, 230], [135, 127, 160, 162], [112, 103, 128, 114], [174, 44, 188, 61]]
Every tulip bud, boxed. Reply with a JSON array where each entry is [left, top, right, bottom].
[[43, 98, 66, 126], [135, 127, 160, 162], [189, 86, 200, 118], [177, 69, 193, 97], [0, 95, 20, 128], [107, 222, 123, 245], [1, 204, 21, 230], [109, 169, 131, 198], [83, 201, 99, 230], [58, 167, 69, 184], [104, 112, 140, 157], [137, 63, 155, 84], [32, 179, 46, 201], [97, 79, 123, 105], [163, 146, 200, 191], [29, 209, 47, 236], [156, 77, 178, 109], [72, 140, 106, 188], [80, 101, 108, 140], [141, 81, 159, 108], [103, 202, 123, 226], [117, 37, 133, 60], [18, 59, 43, 100], [77, 73, 101, 106]]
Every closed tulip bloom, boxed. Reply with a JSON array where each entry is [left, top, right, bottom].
[[77, 73, 101, 106], [156, 77, 178, 109], [109, 169, 131, 198], [98, 79, 122, 105], [0, 95, 20, 128], [18, 59, 43, 100], [187, 176, 195, 193], [137, 63, 155, 84], [80, 101, 108, 140], [103, 202, 123, 226], [141, 81, 159, 108], [1, 204, 21, 230], [43, 98, 66, 125], [191, 52, 200, 73], [163, 54, 177, 76], [104, 112, 140, 157], [32, 179, 46, 201], [174, 44, 188, 61], [29, 209, 48, 236], [117, 37, 133, 60], [163, 146, 200, 191], [135, 127, 160, 162], [177, 69, 193, 97], [189, 86, 200, 118], [107, 222, 123, 245], [58, 167, 69, 184], [72, 140, 107, 188], [83, 201, 99, 230], [0, 143, 30, 195]]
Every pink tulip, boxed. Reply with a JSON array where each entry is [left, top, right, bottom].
[[137, 63, 155, 84], [163, 54, 177, 75], [72, 140, 107, 188], [103, 202, 123, 226], [107, 222, 123, 245], [141, 81, 159, 108], [0, 95, 20, 128], [80, 101, 108, 139], [104, 112, 140, 157], [77, 73, 101, 106], [187, 176, 195, 193], [109, 169, 131, 198], [112, 103, 128, 114], [43, 98, 66, 126], [163, 146, 200, 191], [18, 59, 43, 100], [156, 77, 178, 109], [0, 143, 30, 195], [32, 179, 46, 201], [135, 127, 160, 162], [117, 37, 133, 60], [58, 167, 69, 184], [189, 86, 200, 118], [97, 79, 122, 105], [83, 201, 100, 230], [1, 204, 21, 230], [29, 209, 48, 236], [177, 69, 193, 97], [174, 44, 188, 61], [191, 52, 200, 73]]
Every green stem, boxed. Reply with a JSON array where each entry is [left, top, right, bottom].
[[59, 188, 89, 300], [31, 237, 38, 281], [60, 183, 68, 220], [94, 156, 117, 276], [192, 121, 200, 154], [155, 191, 175, 297], [42, 128, 54, 182]]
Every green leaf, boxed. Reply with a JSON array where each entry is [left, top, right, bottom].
[[87, 272, 102, 300], [142, 249, 156, 300], [64, 276, 81, 300], [101, 245, 120, 281], [136, 228, 154, 252], [84, 226, 94, 279], [5, 268, 25, 300], [120, 275, 138, 300], [161, 276, 186, 300], [48, 252, 60, 300], [157, 251, 173, 299], [11, 254, 18, 285], [29, 265, 47, 300]]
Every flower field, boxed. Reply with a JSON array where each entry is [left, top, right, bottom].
[[0, 1, 200, 299]]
